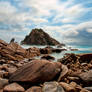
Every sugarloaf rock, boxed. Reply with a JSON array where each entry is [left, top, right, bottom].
[[21, 28, 61, 46]]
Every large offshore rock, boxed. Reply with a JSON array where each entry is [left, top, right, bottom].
[[21, 28, 61, 46], [9, 60, 62, 84]]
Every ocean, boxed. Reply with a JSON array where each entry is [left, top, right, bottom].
[[21, 45, 92, 61]]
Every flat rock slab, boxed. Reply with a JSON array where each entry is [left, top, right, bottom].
[[9, 60, 62, 84]]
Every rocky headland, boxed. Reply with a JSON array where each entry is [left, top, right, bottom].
[[0, 39, 92, 92], [21, 28, 63, 46]]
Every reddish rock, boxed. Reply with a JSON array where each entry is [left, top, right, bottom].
[[58, 65, 68, 82], [7, 42, 26, 57], [0, 89, 3, 92], [10, 60, 62, 84], [0, 39, 8, 47], [3, 83, 25, 92], [79, 70, 92, 86], [0, 39, 40, 61], [59, 82, 75, 92], [26, 86, 42, 92], [26, 47, 40, 58], [40, 48, 52, 54], [0, 78, 8, 89]]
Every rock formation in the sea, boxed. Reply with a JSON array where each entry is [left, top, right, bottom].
[[21, 28, 61, 45], [10, 38, 15, 43]]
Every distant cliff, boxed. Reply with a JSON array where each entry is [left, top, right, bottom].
[[21, 28, 61, 46]]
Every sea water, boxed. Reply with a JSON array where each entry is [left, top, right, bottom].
[[21, 45, 92, 61]]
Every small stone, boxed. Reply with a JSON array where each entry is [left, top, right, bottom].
[[84, 87, 92, 91], [0, 78, 8, 89], [80, 88, 90, 92], [42, 81, 65, 92], [26, 86, 42, 92], [3, 83, 25, 92], [59, 82, 75, 92]]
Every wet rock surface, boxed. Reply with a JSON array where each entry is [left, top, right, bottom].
[[41, 55, 55, 60]]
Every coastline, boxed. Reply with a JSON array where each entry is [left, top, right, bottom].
[[0, 39, 92, 92]]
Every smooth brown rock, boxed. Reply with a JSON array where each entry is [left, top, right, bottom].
[[58, 65, 68, 82], [0, 78, 8, 89], [79, 70, 92, 85], [80, 88, 90, 92], [26, 86, 42, 92], [69, 82, 77, 89], [59, 82, 75, 92], [0, 39, 8, 47], [84, 87, 92, 91], [0, 89, 3, 92], [3, 83, 25, 92], [7, 67, 17, 74], [7, 42, 26, 57], [10, 60, 62, 84], [42, 81, 65, 92]]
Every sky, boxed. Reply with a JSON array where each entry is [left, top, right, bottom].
[[0, 0, 92, 46]]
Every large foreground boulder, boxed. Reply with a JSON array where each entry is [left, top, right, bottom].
[[21, 28, 61, 46], [9, 60, 62, 84]]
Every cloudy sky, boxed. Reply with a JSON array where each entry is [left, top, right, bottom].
[[0, 0, 92, 46]]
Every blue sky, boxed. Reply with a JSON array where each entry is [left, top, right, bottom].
[[0, 0, 92, 46]]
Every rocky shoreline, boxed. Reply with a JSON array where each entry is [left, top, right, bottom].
[[0, 39, 92, 92]]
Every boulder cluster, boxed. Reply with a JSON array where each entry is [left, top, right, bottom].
[[0, 39, 92, 92]]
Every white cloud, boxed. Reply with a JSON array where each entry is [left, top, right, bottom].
[[0, 0, 92, 45], [40, 21, 92, 45], [87, 28, 92, 33]]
